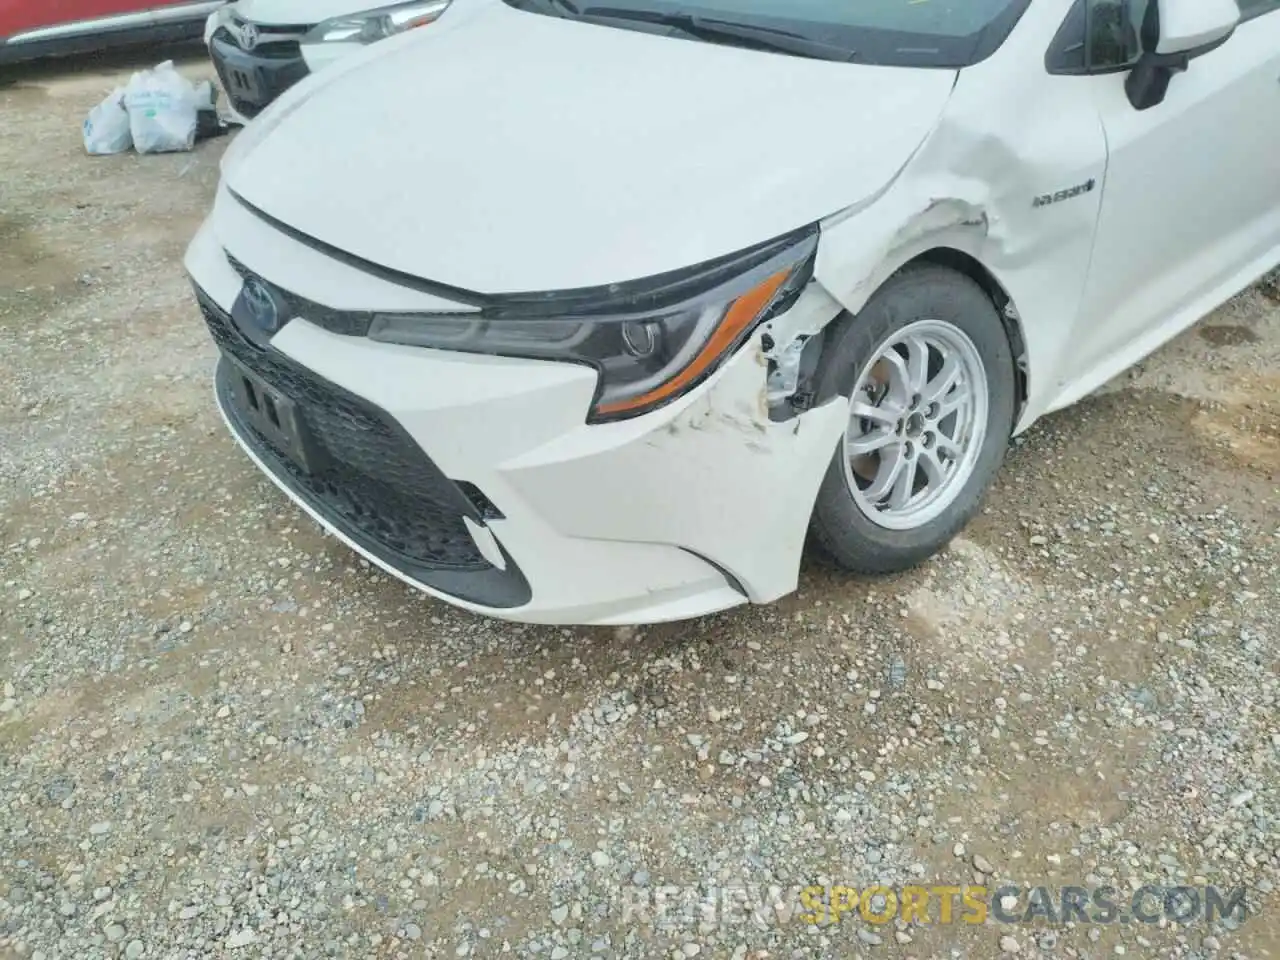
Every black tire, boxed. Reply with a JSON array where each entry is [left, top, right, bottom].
[[809, 264, 1016, 575]]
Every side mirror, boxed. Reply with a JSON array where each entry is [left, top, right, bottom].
[[1125, 0, 1240, 111], [1154, 0, 1240, 55]]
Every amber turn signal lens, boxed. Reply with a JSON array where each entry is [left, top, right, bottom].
[[593, 267, 792, 417]]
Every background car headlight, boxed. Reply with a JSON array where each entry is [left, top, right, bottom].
[[367, 230, 819, 423], [303, 0, 452, 45]]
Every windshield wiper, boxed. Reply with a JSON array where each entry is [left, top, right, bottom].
[[520, 0, 582, 17], [579, 6, 858, 62]]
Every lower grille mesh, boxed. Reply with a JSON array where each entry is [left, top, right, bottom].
[[200, 291, 491, 572]]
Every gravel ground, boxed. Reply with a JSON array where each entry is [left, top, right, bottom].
[[2, 48, 1279, 960]]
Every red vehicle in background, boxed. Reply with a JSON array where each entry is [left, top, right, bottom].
[[0, 0, 223, 63]]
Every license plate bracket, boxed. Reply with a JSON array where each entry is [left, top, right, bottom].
[[212, 42, 264, 102], [228, 360, 314, 473], [223, 63, 262, 100]]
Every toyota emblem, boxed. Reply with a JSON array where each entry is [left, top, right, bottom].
[[241, 277, 280, 334], [234, 20, 259, 51]]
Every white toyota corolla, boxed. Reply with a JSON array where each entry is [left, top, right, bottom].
[[185, 0, 1280, 625]]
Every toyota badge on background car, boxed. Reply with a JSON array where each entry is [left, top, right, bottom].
[[228, 18, 258, 50]]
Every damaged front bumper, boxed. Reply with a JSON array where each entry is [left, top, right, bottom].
[[185, 217, 848, 625]]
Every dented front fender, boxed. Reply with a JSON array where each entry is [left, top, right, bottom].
[[812, 50, 1108, 435]]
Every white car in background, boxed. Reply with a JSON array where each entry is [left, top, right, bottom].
[[204, 0, 452, 123]]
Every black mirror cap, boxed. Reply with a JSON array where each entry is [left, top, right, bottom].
[[1124, 30, 1232, 111], [1124, 54, 1183, 110], [1125, 0, 1234, 112]]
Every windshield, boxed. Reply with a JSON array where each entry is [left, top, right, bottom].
[[503, 0, 1032, 67]]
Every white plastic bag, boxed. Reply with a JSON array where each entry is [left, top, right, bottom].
[[83, 87, 132, 156], [123, 61, 199, 154]]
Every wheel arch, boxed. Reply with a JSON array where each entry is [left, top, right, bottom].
[[811, 243, 1031, 422], [912, 247, 1029, 418]]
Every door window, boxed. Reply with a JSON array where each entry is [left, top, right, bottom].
[[1087, 0, 1147, 68], [1050, 0, 1277, 75], [1047, 0, 1153, 73]]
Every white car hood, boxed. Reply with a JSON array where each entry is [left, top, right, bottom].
[[226, 3, 957, 294], [229, 0, 382, 25]]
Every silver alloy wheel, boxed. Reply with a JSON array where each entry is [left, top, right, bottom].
[[842, 318, 989, 531]]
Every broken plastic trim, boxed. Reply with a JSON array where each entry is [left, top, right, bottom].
[[765, 335, 807, 405], [764, 326, 828, 422]]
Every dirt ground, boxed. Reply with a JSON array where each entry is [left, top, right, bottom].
[[1, 46, 1278, 960]]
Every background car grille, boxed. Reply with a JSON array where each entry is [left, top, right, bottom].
[[198, 289, 493, 573], [243, 39, 302, 60], [210, 28, 310, 120]]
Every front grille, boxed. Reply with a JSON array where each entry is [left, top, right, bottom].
[[226, 254, 375, 337], [211, 30, 309, 119], [200, 291, 492, 573], [244, 20, 313, 35]]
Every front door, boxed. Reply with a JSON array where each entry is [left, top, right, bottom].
[[1070, 0, 1280, 380]]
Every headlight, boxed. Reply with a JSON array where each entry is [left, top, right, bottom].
[[303, 0, 451, 45], [367, 229, 819, 423]]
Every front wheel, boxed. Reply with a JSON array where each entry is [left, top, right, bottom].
[[809, 264, 1016, 575]]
